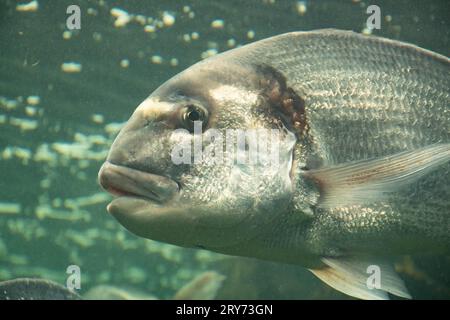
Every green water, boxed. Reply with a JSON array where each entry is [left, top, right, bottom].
[[0, 0, 449, 299]]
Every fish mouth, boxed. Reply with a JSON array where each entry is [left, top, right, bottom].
[[98, 161, 179, 205]]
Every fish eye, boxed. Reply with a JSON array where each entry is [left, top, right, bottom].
[[180, 104, 208, 131]]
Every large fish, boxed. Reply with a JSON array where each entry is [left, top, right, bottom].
[[98, 29, 450, 300]]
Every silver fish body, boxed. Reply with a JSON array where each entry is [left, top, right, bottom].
[[229, 30, 450, 254], [99, 30, 450, 299]]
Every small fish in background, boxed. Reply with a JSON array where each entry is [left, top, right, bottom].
[[83, 285, 157, 300], [98, 29, 450, 300], [172, 271, 226, 300], [0, 271, 225, 300], [84, 271, 225, 300], [0, 278, 82, 300]]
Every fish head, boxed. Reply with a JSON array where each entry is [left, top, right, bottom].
[[98, 57, 298, 253]]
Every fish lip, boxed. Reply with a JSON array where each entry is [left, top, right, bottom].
[[98, 161, 179, 204]]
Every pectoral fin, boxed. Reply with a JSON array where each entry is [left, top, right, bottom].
[[310, 257, 411, 300], [303, 144, 450, 208]]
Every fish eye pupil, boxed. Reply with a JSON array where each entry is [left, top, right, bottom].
[[181, 104, 208, 131], [187, 108, 201, 121], [184, 105, 206, 122]]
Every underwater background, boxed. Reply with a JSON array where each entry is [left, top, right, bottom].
[[0, 0, 449, 299]]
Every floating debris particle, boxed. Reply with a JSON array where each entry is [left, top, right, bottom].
[[0, 145, 31, 163], [36, 205, 91, 223], [51, 140, 107, 161], [61, 62, 82, 73], [183, 34, 191, 42], [201, 49, 218, 59], [91, 113, 104, 123], [182, 6, 191, 13], [110, 7, 128, 18], [9, 117, 38, 131], [0, 115, 6, 124], [2, 146, 13, 160], [170, 58, 179, 67], [26, 95, 40, 105], [134, 15, 147, 25], [87, 7, 97, 16], [188, 12, 195, 19], [25, 106, 38, 116], [111, 7, 131, 28], [207, 41, 219, 49], [119, 59, 130, 68], [191, 32, 199, 40], [160, 246, 181, 263], [12, 146, 32, 163], [52, 198, 62, 208], [52, 142, 89, 158], [40, 178, 51, 189], [93, 32, 102, 42], [162, 12, 175, 27], [247, 30, 255, 39], [7, 219, 46, 241], [151, 55, 163, 64], [34, 144, 57, 163], [64, 193, 111, 209], [362, 27, 372, 35], [16, 0, 38, 12], [126, 267, 147, 284], [211, 19, 224, 29], [0, 202, 21, 215], [87, 134, 108, 145], [296, 1, 307, 16], [105, 122, 125, 135], [385, 15, 392, 22], [227, 38, 236, 47], [62, 31, 72, 40], [144, 25, 156, 33], [65, 230, 95, 248], [0, 97, 18, 110], [78, 159, 90, 169]]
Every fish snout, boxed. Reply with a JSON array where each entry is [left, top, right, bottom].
[[98, 161, 179, 203], [103, 98, 179, 179]]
